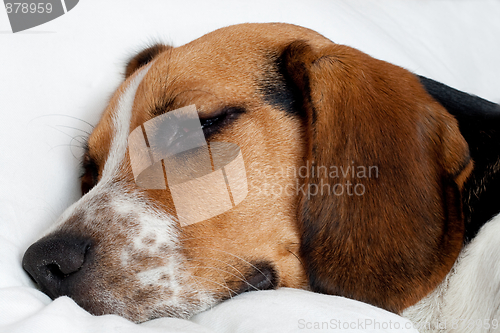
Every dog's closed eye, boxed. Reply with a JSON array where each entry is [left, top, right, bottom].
[[199, 106, 245, 139], [80, 148, 99, 195]]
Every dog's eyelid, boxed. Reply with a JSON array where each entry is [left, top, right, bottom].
[[199, 106, 245, 124], [80, 151, 100, 194], [198, 106, 245, 137], [199, 115, 221, 129]]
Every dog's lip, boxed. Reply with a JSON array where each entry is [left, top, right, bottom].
[[234, 261, 279, 295]]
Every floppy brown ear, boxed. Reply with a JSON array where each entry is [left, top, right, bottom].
[[282, 41, 472, 313], [125, 43, 172, 78]]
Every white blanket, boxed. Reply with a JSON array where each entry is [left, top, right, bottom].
[[1, 1, 499, 332]]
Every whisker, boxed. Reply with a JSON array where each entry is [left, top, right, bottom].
[[189, 263, 234, 300], [48, 143, 86, 152], [46, 124, 88, 143], [189, 275, 237, 296], [44, 124, 88, 158], [181, 235, 247, 243], [185, 257, 250, 286], [184, 272, 204, 293], [184, 246, 276, 289], [187, 256, 247, 278], [69, 135, 88, 159], [55, 124, 91, 136], [29, 114, 95, 129], [286, 248, 306, 271]]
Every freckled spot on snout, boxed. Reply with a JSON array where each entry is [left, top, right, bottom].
[[142, 235, 156, 246]]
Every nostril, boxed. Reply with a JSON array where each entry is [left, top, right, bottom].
[[22, 235, 92, 298], [46, 263, 68, 280]]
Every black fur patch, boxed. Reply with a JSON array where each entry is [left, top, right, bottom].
[[257, 51, 305, 117], [419, 76, 500, 242]]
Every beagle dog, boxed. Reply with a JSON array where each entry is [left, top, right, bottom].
[[22, 23, 500, 329]]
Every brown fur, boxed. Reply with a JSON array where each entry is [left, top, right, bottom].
[[282, 40, 470, 312]]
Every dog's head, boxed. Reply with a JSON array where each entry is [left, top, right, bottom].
[[22, 23, 473, 322]]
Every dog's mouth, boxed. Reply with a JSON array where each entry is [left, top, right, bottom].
[[23, 229, 279, 320], [233, 261, 279, 296]]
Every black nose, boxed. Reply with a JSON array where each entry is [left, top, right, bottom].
[[22, 235, 92, 299]]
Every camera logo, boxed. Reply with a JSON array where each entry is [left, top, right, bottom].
[[3, 0, 78, 33], [128, 105, 248, 227]]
